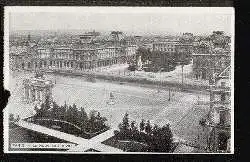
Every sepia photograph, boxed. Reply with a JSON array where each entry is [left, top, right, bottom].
[[3, 7, 234, 153]]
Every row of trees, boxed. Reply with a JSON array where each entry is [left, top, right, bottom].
[[33, 96, 109, 133], [115, 113, 173, 152], [130, 47, 191, 72]]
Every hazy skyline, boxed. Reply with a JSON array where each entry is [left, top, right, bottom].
[[8, 7, 234, 35]]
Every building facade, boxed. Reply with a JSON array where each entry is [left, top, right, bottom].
[[207, 66, 231, 152], [192, 31, 231, 80], [10, 44, 138, 72], [152, 41, 179, 53], [192, 53, 230, 80]]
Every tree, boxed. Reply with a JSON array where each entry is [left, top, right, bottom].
[[130, 120, 136, 131], [145, 120, 152, 135], [34, 105, 39, 116], [121, 112, 130, 132], [58, 105, 66, 120], [139, 119, 145, 132], [66, 105, 74, 123], [51, 101, 61, 119], [88, 110, 97, 132], [71, 103, 79, 124], [150, 124, 173, 152], [136, 47, 151, 63], [95, 112, 108, 131], [79, 107, 88, 129], [152, 124, 160, 136], [34, 95, 51, 118], [44, 95, 51, 110], [35, 103, 47, 117]]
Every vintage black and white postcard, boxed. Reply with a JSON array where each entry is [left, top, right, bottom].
[[3, 7, 234, 153]]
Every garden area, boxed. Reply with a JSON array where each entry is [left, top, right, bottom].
[[102, 113, 177, 152], [23, 96, 110, 139]]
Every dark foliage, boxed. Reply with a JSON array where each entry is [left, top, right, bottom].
[[135, 47, 191, 72], [115, 113, 173, 152], [32, 99, 109, 136]]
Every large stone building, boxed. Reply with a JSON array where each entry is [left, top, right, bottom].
[[152, 41, 179, 53], [206, 66, 231, 152], [9, 45, 36, 70], [192, 52, 230, 80], [150, 37, 193, 68], [10, 35, 138, 72], [192, 31, 231, 80]]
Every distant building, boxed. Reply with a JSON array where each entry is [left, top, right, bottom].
[[78, 30, 100, 44], [9, 45, 33, 70], [192, 31, 231, 80], [11, 43, 137, 72], [142, 43, 153, 51], [180, 33, 194, 44], [192, 53, 230, 80], [152, 41, 179, 53], [151, 38, 193, 68]]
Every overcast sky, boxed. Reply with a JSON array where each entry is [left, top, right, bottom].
[[8, 7, 234, 35]]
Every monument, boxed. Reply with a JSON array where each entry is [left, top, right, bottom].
[[23, 72, 54, 105]]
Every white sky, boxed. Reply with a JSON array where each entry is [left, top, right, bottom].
[[7, 7, 234, 35]]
